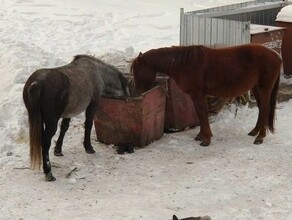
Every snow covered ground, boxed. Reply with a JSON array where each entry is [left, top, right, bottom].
[[0, 0, 291, 219]]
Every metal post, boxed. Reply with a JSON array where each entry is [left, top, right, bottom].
[[180, 8, 184, 45]]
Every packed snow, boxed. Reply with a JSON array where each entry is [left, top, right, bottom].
[[276, 4, 292, 22], [0, 0, 291, 220]]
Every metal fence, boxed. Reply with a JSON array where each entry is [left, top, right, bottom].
[[180, 0, 285, 46]]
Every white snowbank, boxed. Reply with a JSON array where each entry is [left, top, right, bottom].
[[276, 5, 292, 22], [0, 0, 291, 220]]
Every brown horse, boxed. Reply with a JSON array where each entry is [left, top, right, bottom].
[[23, 55, 129, 181], [131, 44, 281, 146]]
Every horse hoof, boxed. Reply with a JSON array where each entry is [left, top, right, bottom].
[[127, 145, 134, 153], [54, 151, 64, 157], [248, 130, 258, 136], [45, 172, 56, 182], [254, 139, 263, 145], [86, 148, 96, 154], [117, 143, 134, 154], [200, 141, 210, 147], [195, 136, 202, 142]]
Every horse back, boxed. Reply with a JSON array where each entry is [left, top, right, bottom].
[[200, 44, 281, 97], [203, 44, 281, 71]]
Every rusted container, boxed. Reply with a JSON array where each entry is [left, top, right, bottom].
[[164, 78, 199, 131], [250, 24, 285, 54], [276, 21, 292, 76], [94, 83, 166, 147]]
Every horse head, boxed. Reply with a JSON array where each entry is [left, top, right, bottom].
[[131, 52, 157, 94]]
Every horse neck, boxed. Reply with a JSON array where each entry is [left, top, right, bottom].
[[145, 59, 175, 78], [97, 64, 127, 96], [144, 46, 196, 77], [74, 57, 127, 96]]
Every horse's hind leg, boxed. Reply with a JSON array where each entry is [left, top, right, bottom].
[[253, 88, 271, 144], [84, 101, 97, 154], [248, 87, 261, 136], [54, 118, 71, 156], [42, 120, 58, 181]]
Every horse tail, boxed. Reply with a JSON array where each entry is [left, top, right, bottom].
[[24, 81, 43, 170], [269, 74, 280, 133]]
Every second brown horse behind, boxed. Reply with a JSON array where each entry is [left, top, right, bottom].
[[131, 44, 281, 146]]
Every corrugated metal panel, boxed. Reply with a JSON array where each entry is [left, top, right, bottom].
[[180, 12, 250, 46], [189, 0, 282, 15], [180, 0, 283, 47], [188, 0, 255, 15], [213, 7, 282, 26], [192, 0, 283, 26]]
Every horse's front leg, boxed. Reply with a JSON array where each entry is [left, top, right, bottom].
[[190, 93, 212, 146], [84, 101, 97, 154], [42, 120, 58, 181], [54, 118, 71, 156]]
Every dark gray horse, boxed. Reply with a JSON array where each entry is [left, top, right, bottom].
[[23, 55, 129, 181]]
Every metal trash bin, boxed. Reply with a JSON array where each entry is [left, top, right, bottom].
[[276, 5, 292, 76], [250, 24, 285, 54], [94, 80, 166, 147]]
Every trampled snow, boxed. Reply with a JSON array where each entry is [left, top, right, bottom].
[[0, 0, 291, 220]]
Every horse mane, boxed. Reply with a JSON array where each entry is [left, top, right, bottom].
[[73, 54, 100, 62], [137, 46, 203, 72], [72, 54, 123, 73]]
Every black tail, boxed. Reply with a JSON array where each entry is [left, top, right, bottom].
[[23, 81, 43, 170], [269, 75, 280, 133]]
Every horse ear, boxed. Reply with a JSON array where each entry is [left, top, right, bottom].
[[173, 215, 179, 220], [137, 52, 143, 61]]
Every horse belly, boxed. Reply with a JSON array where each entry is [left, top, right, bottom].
[[61, 98, 91, 118], [61, 86, 94, 118], [206, 76, 256, 98], [207, 87, 248, 98]]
